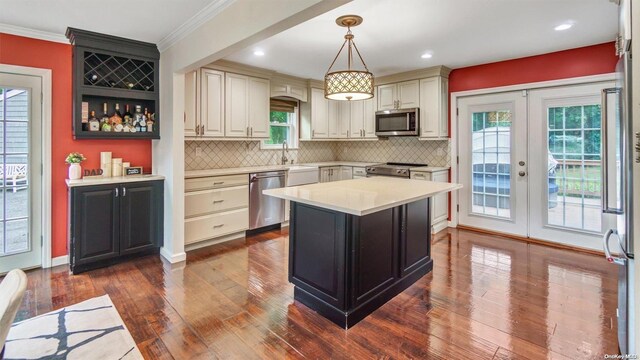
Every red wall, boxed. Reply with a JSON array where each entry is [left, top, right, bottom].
[[0, 33, 152, 257]]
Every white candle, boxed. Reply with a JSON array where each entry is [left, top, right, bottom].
[[112, 158, 123, 177]]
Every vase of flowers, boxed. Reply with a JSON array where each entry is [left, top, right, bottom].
[[66, 152, 86, 180]]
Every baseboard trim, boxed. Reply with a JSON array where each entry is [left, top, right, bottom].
[[160, 247, 187, 263], [432, 220, 449, 234], [455, 225, 605, 256], [184, 231, 246, 252], [51, 255, 69, 267]]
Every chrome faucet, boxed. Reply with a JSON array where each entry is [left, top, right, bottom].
[[281, 141, 289, 165]]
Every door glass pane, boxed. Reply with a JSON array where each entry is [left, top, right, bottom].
[[0, 88, 30, 256], [471, 110, 512, 218], [547, 105, 601, 232]]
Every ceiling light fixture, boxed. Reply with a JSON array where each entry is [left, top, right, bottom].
[[324, 15, 374, 101], [253, 50, 265, 56], [554, 23, 573, 31], [421, 52, 433, 59]]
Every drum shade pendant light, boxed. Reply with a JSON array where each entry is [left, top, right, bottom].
[[324, 15, 374, 101]]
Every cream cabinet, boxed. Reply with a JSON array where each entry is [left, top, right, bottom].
[[271, 83, 307, 102], [185, 174, 250, 245], [349, 98, 376, 138], [419, 77, 449, 139], [224, 73, 270, 139], [340, 166, 353, 180], [320, 166, 341, 183], [329, 101, 349, 138], [185, 69, 225, 138], [410, 169, 449, 233], [352, 167, 367, 179], [309, 88, 329, 138], [377, 80, 420, 110]]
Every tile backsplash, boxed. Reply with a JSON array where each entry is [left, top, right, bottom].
[[185, 137, 450, 170]]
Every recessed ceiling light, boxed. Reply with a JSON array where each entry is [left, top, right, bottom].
[[554, 23, 573, 31], [253, 50, 265, 56], [421, 52, 433, 59]]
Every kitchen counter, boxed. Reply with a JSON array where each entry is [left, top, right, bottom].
[[263, 177, 461, 216], [66, 174, 165, 187], [409, 166, 450, 172], [184, 161, 380, 178]]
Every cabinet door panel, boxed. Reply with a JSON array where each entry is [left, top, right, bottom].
[[400, 199, 430, 276], [327, 100, 340, 138], [350, 100, 364, 138], [185, 208, 249, 245], [184, 70, 198, 137], [185, 185, 249, 218], [377, 84, 396, 110], [248, 77, 270, 138], [340, 166, 353, 180], [320, 168, 331, 183], [201, 69, 225, 137], [431, 171, 449, 224], [311, 88, 328, 138], [363, 98, 376, 138], [398, 80, 420, 108], [120, 181, 161, 255], [225, 73, 249, 137], [72, 185, 119, 265], [419, 77, 440, 138]]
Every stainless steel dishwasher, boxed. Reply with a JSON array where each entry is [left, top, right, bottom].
[[249, 171, 286, 230]]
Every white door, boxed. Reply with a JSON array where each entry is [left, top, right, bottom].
[[458, 91, 528, 236], [248, 77, 270, 138], [0, 72, 42, 273], [528, 83, 614, 249], [225, 73, 249, 137], [458, 82, 613, 250], [184, 70, 198, 137], [201, 69, 224, 137]]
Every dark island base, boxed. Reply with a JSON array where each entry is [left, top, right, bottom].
[[288, 199, 432, 329]]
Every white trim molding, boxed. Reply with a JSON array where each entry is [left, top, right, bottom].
[[157, 0, 236, 52], [160, 247, 187, 264], [0, 22, 68, 43], [51, 255, 69, 267], [0, 64, 53, 269], [449, 72, 616, 228]]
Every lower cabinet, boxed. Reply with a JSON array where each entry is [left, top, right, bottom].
[[319, 166, 341, 183], [410, 169, 449, 233], [69, 180, 164, 274]]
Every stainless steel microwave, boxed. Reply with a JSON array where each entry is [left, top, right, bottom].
[[375, 108, 419, 136]]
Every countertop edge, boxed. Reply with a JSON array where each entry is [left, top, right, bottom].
[[184, 162, 382, 178], [66, 175, 166, 188]]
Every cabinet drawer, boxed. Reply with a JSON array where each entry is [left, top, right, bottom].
[[353, 167, 366, 176], [410, 171, 432, 181], [185, 185, 248, 218], [185, 174, 248, 191], [185, 208, 249, 244]]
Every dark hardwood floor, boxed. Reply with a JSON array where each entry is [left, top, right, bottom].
[[13, 228, 618, 359]]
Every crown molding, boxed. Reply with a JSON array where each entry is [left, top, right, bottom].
[[157, 0, 235, 53], [0, 23, 68, 44], [375, 65, 452, 85]]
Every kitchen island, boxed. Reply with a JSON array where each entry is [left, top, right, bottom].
[[264, 177, 461, 328]]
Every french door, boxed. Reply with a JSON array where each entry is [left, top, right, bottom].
[[0, 72, 43, 273], [458, 82, 614, 250]]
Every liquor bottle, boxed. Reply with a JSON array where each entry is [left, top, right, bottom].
[[88, 111, 100, 131], [123, 104, 133, 126], [134, 105, 144, 132], [100, 103, 110, 131], [146, 110, 154, 132], [109, 103, 123, 126], [140, 108, 147, 132]]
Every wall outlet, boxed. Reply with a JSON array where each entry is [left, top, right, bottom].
[[195, 146, 203, 157]]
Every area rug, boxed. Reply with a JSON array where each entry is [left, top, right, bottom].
[[3, 295, 142, 359]]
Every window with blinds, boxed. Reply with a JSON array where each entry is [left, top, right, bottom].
[[262, 99, 299, 149]]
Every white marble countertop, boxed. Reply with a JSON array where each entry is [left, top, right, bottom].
[[66, 174, 165, 188], [409, 166, 450, 173], [184, 161, 380, 178], [263, 177, 462, 216]]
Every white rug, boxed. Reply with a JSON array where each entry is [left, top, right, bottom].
[[4, 295, 143, 360]]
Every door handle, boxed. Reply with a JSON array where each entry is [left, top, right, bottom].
[[115, 188, 119, 197], [213, 200, 224, 204], [250, 127, 253, 137], [601, 87, 624, 214], [213, 224, 225, 228], [213, 182, 224, 185], [518, 171, 526, 177], [122, 187, 126, 197], [603, 229, 627, 265]]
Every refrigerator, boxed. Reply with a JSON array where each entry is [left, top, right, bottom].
[[602, 0, 635, 355]]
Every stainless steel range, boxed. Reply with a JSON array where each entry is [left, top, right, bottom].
[[365, 162, 428, 178]]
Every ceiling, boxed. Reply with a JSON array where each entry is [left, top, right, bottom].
[[224, 0, 618, 79], [0, 0, 218, 43]]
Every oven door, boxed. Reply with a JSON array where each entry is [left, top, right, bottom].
[[375, 108, 419, 136]]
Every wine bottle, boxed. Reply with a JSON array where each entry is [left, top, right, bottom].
[[100, 103, 111, 132], [88, 111, 100, 131], [123, 104, 133, 125], [110, 104, 123, 125], [134, 105, 144, 132]]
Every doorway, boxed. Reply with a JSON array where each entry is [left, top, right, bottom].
[[0, 72, 43, 273], [457, 81, 614, 250]]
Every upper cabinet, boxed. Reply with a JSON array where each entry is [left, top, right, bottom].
[[67, 28, 160, 140], [419, 77, 448, 139], [376, 80, 419, 111], [271, 80, 308, 102], [185, 68, 269, 139]]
